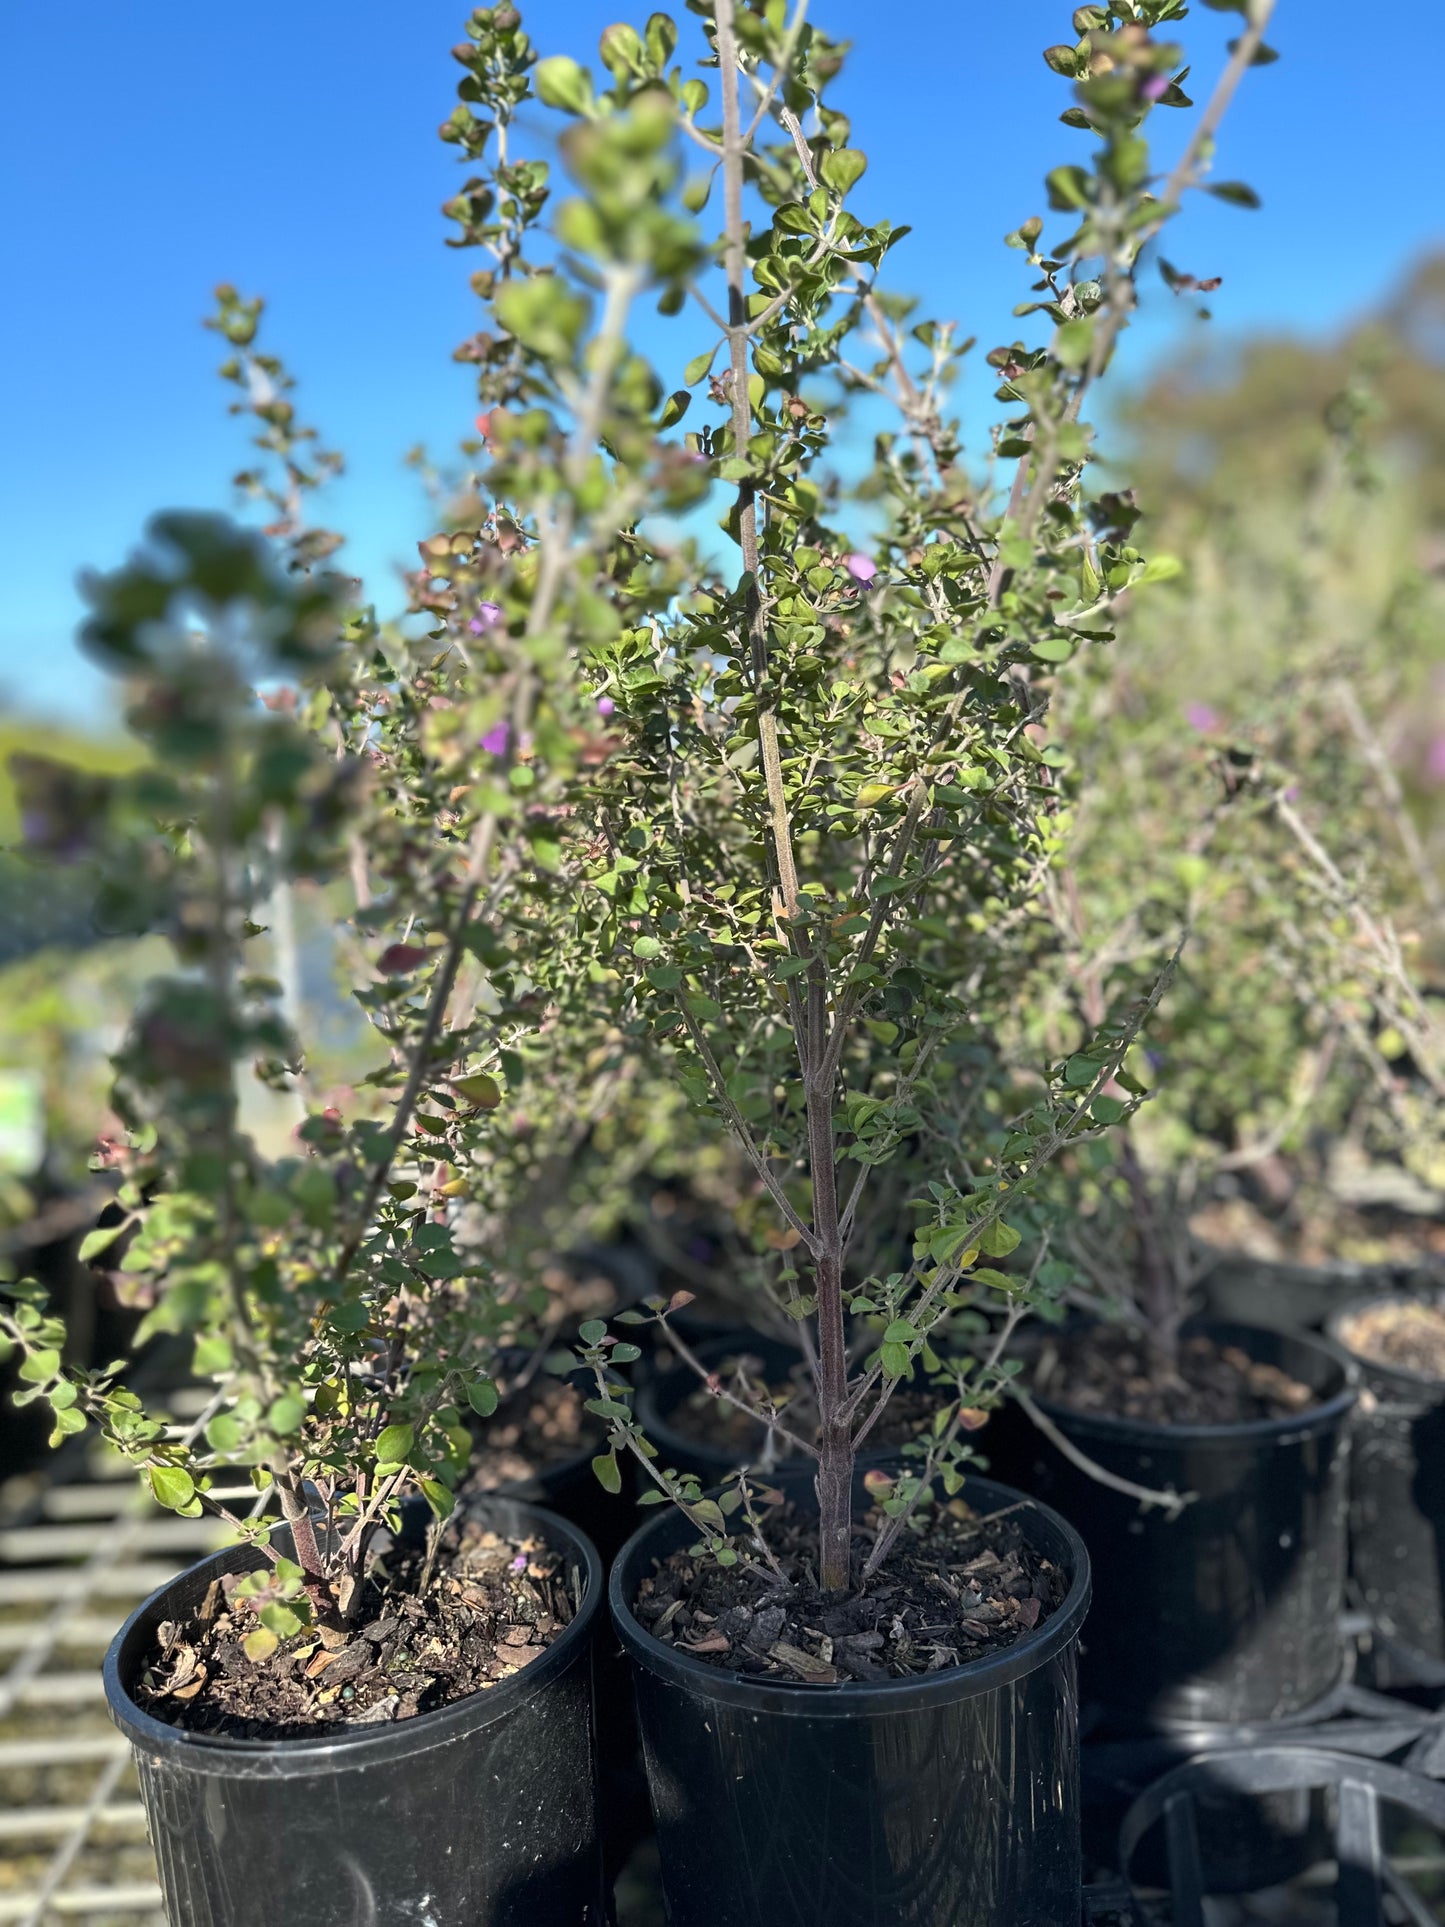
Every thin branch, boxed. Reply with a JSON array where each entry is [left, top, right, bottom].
[[1013, 1387, 1192, 1516]]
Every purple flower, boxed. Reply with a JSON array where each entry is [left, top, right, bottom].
[[468, 601, 502, 636], [480, 722, 511, 756], [596, 695, 616, 717], [1427, 735, 1445, 784], [1184, 702, 1219, 732], [1284, 784, 1300, 803], [1142, 73, 1171, 101], [845, 552, 878, 584], [510, 1553, 528, 1574]]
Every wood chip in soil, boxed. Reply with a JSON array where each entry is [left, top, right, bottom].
[[631, 1497, 1065, 1685], [1339, 1299, 1445, 1381], [1033, 1329, 1317, 1425], [134, 1515, 575, 1741]]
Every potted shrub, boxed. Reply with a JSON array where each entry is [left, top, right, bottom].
[[986, 386, 1445, 1719], [503, 0, 1273, 1919], [1047, 320, 1445, 1337], [0, 4, 705, 1911]]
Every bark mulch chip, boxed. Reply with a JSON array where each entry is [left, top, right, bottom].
[[135, 1515, 576, 1741], [1339, 1298, 1445, 1382], [632, 1497, 1066, 1685], [1034, 1328, 1316, 1426]]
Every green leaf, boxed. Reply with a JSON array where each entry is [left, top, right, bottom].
[[690, 1497, 725, 1530], [633, 936, 663, 959], [375, 1422, 415, 1465], [592, 1452, 622, 1494], [882, 1319, 917, 1344], [267, 1394, 306, 1436], [1064, 1054, 1100, 1088], [419, 1478, 455, 1519], [1031, 636, 1074, 663], [534, 55, 594, 115], [1207, 180, 1260, 208], [243, 1625, 279, 1664], [149, 1465, 196, 1511], [1054, 318, 1094, 369], [658, 389, 691, 429], [78, 1222, 126, 1263], [579, 1318, 608, 1344], [978, 1221, 1022, 1259], [818, 147, 867, 195], [1091, 1094, 1128, 1125], [880, 1342, 912, 1379], [467, 1378, 499, 1418], [684, 345, 719, 386], [610, 1343, 642, 1364], [259, 1602, 304, 1639], [205, 1413, 246, 1454]]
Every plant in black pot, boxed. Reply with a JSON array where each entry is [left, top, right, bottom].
[[502, 0, 1275, 1919], [0, 7, 714, 1910], [1034, 316, 1445, 1339], [0, 505, 616, 1922]]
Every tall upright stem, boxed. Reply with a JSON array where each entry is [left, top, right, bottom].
[[715, 0, 851, 1586], [809, 977, 851, 1590]]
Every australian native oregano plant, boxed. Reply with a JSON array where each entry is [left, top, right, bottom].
[[0, 1, 698, 1640], [456, 0, 1282, 1591]]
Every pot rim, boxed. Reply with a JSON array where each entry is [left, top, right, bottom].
[[608, 1470, 1090, 1720], [1192, 1233, 1445, 1284], [1028, 1317, 1358, 1449], [1327, 1288, 1445, 1393], [103, 1495, 602, 1776]]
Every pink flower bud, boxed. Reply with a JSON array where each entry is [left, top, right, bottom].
[[596, 695, 615, 716], [480, 723, 510, 756], [845, 552, 878, 583], [1184, 702, 1219, 732]]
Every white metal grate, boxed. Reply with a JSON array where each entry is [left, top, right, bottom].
[[0, 1389, 249, 1927]]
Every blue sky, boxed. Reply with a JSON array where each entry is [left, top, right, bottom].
[[1, 0, 1438, 727]]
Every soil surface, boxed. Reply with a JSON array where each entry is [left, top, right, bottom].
[[665, 1349, 934, 1463], [461, 1374, 600, 1492], [1339, 1299, 1445, 1381], [135, 1514, 576, 1741], [1034, 1329, 1317, 1426], [631, 1496, 1066, 1684]]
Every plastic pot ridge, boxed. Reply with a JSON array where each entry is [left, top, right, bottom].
[[104, 1495, 607, 1927], [611, 1470, 1091, 1927]]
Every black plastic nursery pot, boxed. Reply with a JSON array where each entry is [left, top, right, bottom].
[[610, 1471, 1091, 1927], [1328, 1289, 1445, 1672], [990, 1320, 1356, 1730], [1197, 1239, 1440, 1336], [104, 1496, 607, 1927]]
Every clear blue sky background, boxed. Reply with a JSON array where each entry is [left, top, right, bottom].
[[1, 1, 1437, 728]]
